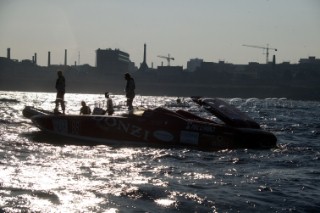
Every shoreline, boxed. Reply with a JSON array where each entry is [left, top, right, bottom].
[[1, 78, 319, 101]]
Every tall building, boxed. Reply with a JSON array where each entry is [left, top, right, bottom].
[[187, 58, 203, 72], [96, 48, 130, 73]]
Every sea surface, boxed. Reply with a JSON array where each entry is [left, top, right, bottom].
[[0, 91, 319, 212]]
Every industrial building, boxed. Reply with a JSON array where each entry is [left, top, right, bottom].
[[96, 48, 131, 74]]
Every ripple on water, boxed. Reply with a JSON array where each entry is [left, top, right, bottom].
[[0, 92, 320, 212]]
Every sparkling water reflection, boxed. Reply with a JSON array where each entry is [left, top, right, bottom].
[[0, 91, 320, 212]]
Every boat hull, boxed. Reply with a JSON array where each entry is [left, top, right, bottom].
[[23, 96, 277, 151], [30, 112, 277, 151], [22, 106, 52, 119]]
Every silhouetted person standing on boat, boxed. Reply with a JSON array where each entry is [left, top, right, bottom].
[[105, 92, 114, 115], [124, 73, 135, 111], [55, 70, 66, 114]]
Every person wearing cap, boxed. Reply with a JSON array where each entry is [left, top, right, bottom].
[[105, 92, 114, 115], [55, 70, 66, 114], [124, 73, 135, 111]]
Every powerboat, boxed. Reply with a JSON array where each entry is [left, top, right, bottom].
[[22, 97, 277, 151]]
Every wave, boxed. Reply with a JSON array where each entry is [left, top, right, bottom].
[[0, 187, 60, 204], [0, 119, 12, 124], [0, 98, 20, 103]]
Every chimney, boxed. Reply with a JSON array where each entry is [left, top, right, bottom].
[[64, 49, 67, 66], [272, 55, 276, 69], [273, 55, 276, 65], [7, 48, 10, 59], [143, 44, 146, 63], [34, 53, 37, 65], [48, 51, 51, 67], [138, 43, 149, 71]]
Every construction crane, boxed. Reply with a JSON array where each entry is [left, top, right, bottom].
[[158, 54, 174, 66], [242, 44, 277, 64]]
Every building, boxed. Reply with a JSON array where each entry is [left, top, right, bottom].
[[96, 48, 131, 73], [299, 56, 320, 64], [187, 58, 203, 72]]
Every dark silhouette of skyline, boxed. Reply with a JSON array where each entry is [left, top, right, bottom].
[[0, 46, 319, 101]]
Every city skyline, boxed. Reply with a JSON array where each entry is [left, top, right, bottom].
[[1, 0, 319, 67]]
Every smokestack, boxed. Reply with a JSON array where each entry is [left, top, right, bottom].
[[7, 48, 10, 59], [48, 51, 51, 67], [64, 49, 67, 66], [273, 55, 276, 65], [34, 53, 37, 65], [272, 54, 276, 69], [143, 44, 146, 63], [138, 43, 148, 71]]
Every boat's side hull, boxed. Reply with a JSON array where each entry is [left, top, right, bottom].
[[31, 114, 277, 150]]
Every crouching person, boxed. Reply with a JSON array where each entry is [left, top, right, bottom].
[[80, 101, 91, 115]]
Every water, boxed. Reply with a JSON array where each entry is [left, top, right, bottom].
[[0, 91, 319, 212]]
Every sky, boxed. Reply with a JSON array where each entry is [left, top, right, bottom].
[[0, 0, 320, 68]]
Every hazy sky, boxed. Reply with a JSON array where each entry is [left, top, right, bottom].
[[1, 0, 319, 67]]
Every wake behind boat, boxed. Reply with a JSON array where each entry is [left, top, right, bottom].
[[22, 97, 277, 151]]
